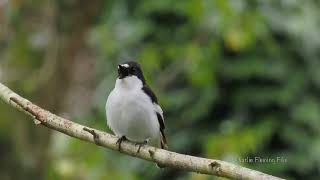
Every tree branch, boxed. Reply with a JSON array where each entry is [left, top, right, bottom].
[[0, 82, 283, 180]]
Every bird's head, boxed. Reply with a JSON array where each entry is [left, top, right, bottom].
[[117, 61, 145, 84]]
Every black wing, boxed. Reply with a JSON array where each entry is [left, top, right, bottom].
[[142, 85, 158, 103], [142, 86, 167, 148]]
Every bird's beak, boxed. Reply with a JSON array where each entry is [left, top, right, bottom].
[[118, 64, 127, 79], [118, 64, 123, 70]]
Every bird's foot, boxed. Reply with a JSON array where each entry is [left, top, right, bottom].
[[135, 140, 148, 153], [116, 136, 127, 151]]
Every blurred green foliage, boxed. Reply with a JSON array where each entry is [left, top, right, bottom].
[[1, 0, 320, 180]]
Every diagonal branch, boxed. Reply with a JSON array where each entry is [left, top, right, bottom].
[[0, 82, 283, 180]]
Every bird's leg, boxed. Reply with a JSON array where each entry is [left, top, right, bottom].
[[135, 139, 148, 153], [116, 136, 127, 151]]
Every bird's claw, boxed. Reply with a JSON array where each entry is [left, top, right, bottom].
[[135, 140, 148, 153], [116, 136, 127, 151]]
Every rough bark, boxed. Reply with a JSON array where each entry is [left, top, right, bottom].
[[0, 82, 284, 180]]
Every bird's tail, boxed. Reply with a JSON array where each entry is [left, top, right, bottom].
[[157, 132, 168, 168], [160, 131, 168, 150]]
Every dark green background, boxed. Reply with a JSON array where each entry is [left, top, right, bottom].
[[0, 0, 320, 179]]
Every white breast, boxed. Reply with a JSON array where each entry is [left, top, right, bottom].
[[106, 76, 160, 145]]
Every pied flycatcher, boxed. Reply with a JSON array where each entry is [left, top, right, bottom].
[[106, 61, 167, 153]]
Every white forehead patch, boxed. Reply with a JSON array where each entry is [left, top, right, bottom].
[[122, 64, 129, 68]]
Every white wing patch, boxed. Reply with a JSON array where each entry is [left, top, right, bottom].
[[153, 103, 164, 120]]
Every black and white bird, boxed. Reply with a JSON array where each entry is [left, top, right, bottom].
[[106, 61, 167, 152]]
